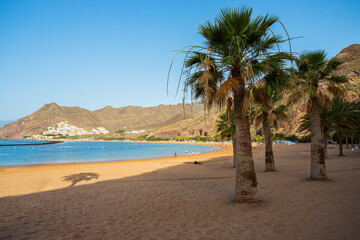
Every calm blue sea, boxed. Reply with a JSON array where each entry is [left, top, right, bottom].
[[0, 140, 215, 167]]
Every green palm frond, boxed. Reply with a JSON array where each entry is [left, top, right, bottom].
[[291, 50, 349, 112], [298, 114, 311, 133], [328, 75, 348, 84], [300, 97, 360, 134], [297, 50, 327, 73], [321, 58, 343, 77], [217, 111, 235, 140]]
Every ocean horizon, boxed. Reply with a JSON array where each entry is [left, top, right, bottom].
[[0, 140, 216, 167]]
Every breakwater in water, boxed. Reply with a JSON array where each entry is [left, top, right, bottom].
[[0, 141, 62, 147]]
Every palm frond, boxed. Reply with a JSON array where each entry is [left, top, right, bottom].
[[328, 75, 348, 84], [327, 84, 346, 97], [298, 114, 311, 133], [216, 77, 238, 103], [321, 58, 343, 77]]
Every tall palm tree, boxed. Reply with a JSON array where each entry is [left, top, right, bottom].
[[199, 8, 288, 202], [169, 7, 290, 202], [330, 97, 359, 156], [252, 86, 287, 171], [251, 58, 289, 171], [217, 111, 236, 167], [291, 51, 348, 180]]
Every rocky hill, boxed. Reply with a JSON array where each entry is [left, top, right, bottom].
[[0, 103, 203, 138], [335, 44, 360, 102], [153, 108, 222, 138], [333, 44, 360, 78]]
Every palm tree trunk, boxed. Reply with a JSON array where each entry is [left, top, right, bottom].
[[338, 132, 344, 156], [233, 70, 257, 203], [232, 133, 236, 168], [263, 112, 275, 171], [310, 97, 327, 180], [351, 135, 354, 149], [323, 128, 328, 159], [345, 134, 349, 149]]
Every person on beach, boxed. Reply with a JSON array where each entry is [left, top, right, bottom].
[[174, 151, 177, 157]]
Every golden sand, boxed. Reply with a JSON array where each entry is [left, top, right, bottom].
[[0, 143, 359, 239]]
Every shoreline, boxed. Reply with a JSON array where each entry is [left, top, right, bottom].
[[1, 138, 231, 146], [0, 141, 231, 169]]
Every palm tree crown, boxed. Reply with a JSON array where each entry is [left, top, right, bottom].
[[291, 50, 348, 108]]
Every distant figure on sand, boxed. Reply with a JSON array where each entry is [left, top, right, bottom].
[[194, 161, 202, 165], [174, 151, 177, 157], [186, 150, 188, 155]]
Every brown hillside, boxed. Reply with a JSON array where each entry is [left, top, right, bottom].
[[334, 44, 360, 78], [0, 103, 100, 138], [334, 44, 360, 101], [153, 108, 222, 138], [0, 103, 203, 138]]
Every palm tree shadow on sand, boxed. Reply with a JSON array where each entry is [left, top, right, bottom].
[[61, 173, 99, 187]]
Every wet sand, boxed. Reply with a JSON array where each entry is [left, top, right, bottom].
[[0, 143, 359, 239]]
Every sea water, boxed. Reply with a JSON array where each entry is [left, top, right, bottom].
[[0, 140, 215, 167]]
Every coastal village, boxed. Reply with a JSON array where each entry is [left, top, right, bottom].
[[30, 121, 146, 140], [33, 121, 110, 139]]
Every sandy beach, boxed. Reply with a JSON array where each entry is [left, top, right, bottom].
[[0, 143, 359, 239]]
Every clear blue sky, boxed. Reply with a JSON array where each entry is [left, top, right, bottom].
[[0, 0, 359, 120]]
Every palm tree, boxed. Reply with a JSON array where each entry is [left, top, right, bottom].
[[321, 107, 333, 159], [251, 58, 289, 171], [169, 7, 290, 202], [199, 8, 289, 202], [252, 86, 287, 171], [291, 51, 348, 180], [298, 97, 359, 158], [217, 112, 236, 167], [330, 97, 359, 156]]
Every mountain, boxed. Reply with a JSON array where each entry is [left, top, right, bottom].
[[0, 103, 203, 138], [333, 44, 360, 78], [334, 44, 360, 102]]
